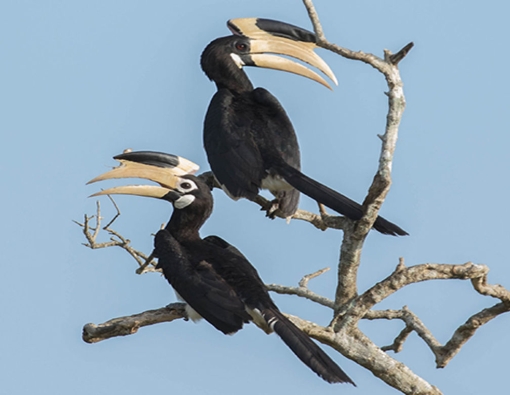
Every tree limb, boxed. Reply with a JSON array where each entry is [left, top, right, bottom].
[[74, 201, 158, 273], [78, 212, 510, 393], [266, 267, 334, 309], [77, 2, 508, 394], [298, 319, 443, 395], [82, 303, 187, 343], [301, 0, 413, 312]]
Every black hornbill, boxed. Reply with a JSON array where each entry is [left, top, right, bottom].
[[88, 150, 355, 385], [201, 18, 407, 236]]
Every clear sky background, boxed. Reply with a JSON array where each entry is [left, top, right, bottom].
[[2, 1, 509, 394]]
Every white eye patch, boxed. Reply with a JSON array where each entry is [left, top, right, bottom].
[[174, 195, 195, 209], [177, 179, 198, 193]]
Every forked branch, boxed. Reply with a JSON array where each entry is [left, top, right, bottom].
[[77, 2, 507, 394]]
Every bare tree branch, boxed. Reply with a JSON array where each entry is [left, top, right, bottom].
[[77, 2, 508, 394], [75, 201, 157, 272], [78, 210, 510, 393], [363, 300, 510, 369], [337, 261, 510, 374], [348, 262, 490, 319], [436, 301, 509, 367], [285, 313, 443, 395], [78, 212, 510, 375], [301, 0, 413, 313], [82, 303, 187, 343], [380, 325, 413, 353], [267, 267, 334, 308], [364, 307, 442, 354], [299, 267, 330, 288]]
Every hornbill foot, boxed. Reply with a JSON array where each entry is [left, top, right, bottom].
[[263, 199, 281, 219]]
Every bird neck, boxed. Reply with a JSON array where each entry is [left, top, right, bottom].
[[166, 205, 211, 243], [201, 37, 254, 94], [213, 67, 253, 93]]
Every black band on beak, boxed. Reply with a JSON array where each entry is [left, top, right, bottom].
[[162, 189, 182, 203], [254, 19, 316, 43], [114, 151, 182, 169]]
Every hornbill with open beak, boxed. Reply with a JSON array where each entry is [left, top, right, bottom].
[[88, 150, 355, 385], [201, 18, 407, 236]]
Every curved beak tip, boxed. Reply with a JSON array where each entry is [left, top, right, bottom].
[[88, 190, 106, 198]]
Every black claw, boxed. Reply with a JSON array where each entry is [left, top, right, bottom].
[[265, 199, 280, 219]]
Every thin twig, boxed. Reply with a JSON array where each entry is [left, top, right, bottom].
[[135, 252, 157, 274], [103, 195, 121, 229], [380, 325, 413, 353], [299, 267, 330, 288]]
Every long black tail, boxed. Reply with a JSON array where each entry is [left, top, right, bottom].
[[263, 309, 355, 385], [273, 162, 408, 236]]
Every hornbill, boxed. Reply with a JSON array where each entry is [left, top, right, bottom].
[[88, 150, 355, 385], [201, 18, 407, 236]]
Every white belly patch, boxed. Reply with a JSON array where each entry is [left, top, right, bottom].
[[175, 291, 203, 321], [261, 175, 292, 192]]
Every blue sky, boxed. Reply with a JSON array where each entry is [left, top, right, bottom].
[[2, 1, 509, 394]]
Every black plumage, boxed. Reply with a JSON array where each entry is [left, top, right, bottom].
[[90, 151, 355, 385], [155, 176, 354, 384], [201, 18, 407, 236]]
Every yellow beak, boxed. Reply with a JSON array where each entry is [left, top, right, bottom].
[[228, 18, 337, 89], [88, 151, 199, 199]]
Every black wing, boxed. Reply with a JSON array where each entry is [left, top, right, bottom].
[[204, 90, 265, 200], [155, 230, 250, 334], [204, 236, 354, 384], [204, 235, 248, 259], [203, 235, 277, 310], [204, 87, 302, 215], [249, 88, 300, 170], [250, 88, 301, 217]]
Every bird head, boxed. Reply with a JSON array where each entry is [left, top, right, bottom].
[[201, 18, 337, 90], [88, 151, 212, 214]]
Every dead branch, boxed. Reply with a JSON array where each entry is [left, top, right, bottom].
[[75, 201, 157, 273], [302, 0, 413, 313], [267, 267, 334, 309], [299, 267, 330, 288], [347, 261, 510, 370], [77, 2, 509, 394], [348, 262, 491, 319], [82, 303, 186, 343], [436, 301, 509, 367], [78, 211, 510, 392], [289, 314, 442, 395]]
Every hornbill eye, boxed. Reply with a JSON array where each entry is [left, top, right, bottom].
[[178, 179, 197, 193], [234, 41, 248, 52]]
